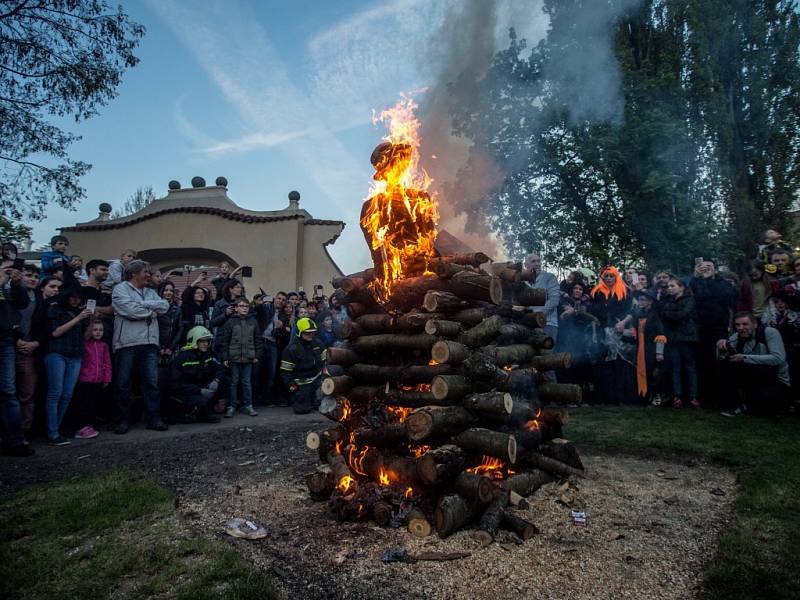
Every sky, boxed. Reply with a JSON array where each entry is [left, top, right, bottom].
[[27, 0, 548, 273]]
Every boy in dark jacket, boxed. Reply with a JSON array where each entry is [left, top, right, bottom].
[[219, 298, 262, 417], [280, 317, 326, 415], [631, 290, 667, 405], [168, 326, 223, 423]]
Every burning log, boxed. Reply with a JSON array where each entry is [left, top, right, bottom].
[[462, 391, 513, 417], [384, 389, 446, 408], [406, 406, 476, 441], [352, 424, 407, 447], [352, 333, 437, 354], [346, 302, 369, 318], [319, 396, 351, 422], [348, 386, 384, 403], [473, 490, 510, 544], [453, 472, 494, 503], [416, 445, 466, 485], [505, 470, 552, 497], [332, 268, 375, 290], [453, 428, 517, 464], [355, 313, 394, 332], [431, 375, 472, 401], [346, 363, 453, 385], [359, 448, 419, 485], [388, 275, 448, 311], [500, 512, 538, 540], [441, 252, 491, 267], [321, 375, 354, 397], [329, 451, 356, 494], [423, 291, 468, 313], [435, 494, 481, 538], [424, 319, 464, 337], [306, 424, 347, 458]]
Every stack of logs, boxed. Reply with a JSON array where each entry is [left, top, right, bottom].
[[305, 252, 585, 541]]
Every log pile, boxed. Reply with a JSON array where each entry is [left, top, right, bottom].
[[305, 255, 584, 541]]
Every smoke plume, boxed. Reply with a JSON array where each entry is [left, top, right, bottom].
[[418, 0, 641, 259]]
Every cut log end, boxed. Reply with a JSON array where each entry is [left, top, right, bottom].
[[306, 431, 321, 450], [408, 514, 433, 538]]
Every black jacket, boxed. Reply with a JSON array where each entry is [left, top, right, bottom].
[[0, 282, 29, 342], [280, 337, 325, 386], [157, 302, 182, 351], [218, 316, 262, 363], [689, 276, 736, 333], [588, 293, 632, 328], [169, 348, 224, 390], [46, 303, 84, 358], [659, 294, 699, 343]]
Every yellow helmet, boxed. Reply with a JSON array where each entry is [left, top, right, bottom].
[[296, 317, 317, 334]]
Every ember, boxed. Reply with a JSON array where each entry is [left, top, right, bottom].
[[304, 96, 586, 541]]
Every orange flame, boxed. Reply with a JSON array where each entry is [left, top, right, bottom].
[[467, 455, 514, 480], [386, 406, 413, 423], [409, 444, 431, 458], [337, 475, 355, 493], [339, 398, 351, 422], [360, 95, 438, 303], [523, 408, 543, 432], [379, 469, 390, 486], [404, 486, 414, 499], [347, 445, 370, 477]]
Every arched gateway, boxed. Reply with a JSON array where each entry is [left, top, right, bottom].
[[60, 178, 345, 294]]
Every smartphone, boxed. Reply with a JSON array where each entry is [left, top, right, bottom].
[[241, 266, 253, 278], [173, 270, 183, 277], [695, 257, 704, 266], [86, 299, 96, 314], [298, 286, 304, 293]]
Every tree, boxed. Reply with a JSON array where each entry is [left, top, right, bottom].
[[0, 0, 145, 221], [0, 216, 32, 245], [447, 0, 800, 272], [112, 185, 156, 219]]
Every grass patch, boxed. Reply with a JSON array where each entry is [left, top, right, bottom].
[[0, 470, 279, 600], [568, 406, 800, 600]]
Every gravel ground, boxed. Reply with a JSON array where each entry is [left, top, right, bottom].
[[0, 410, 736, 600]]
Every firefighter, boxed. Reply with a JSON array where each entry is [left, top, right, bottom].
[[280, 317, 326, 414], [167, 326, 223, 423]]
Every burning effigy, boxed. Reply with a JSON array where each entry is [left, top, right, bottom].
[[305, 96, 584, 541]]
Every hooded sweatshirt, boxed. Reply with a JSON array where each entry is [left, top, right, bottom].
[[78, 338, 112, 384]]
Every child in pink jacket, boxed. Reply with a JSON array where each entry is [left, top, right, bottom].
[[72, 320, 112, 439]]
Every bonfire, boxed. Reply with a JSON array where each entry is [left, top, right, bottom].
[[304, 97, 585, 541]]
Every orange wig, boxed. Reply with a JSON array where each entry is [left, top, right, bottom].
[[591, 266, 628, 301]]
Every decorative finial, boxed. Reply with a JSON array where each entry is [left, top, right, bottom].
[[168, 180, 181, 190], [288, 190, 300, 209], [191, 176, 206, 188], [215, 176, 228, 187]]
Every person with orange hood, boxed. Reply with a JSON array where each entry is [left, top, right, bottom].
[[589, 266, 636, 404]]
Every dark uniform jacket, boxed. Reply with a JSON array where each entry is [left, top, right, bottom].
[[280, 337, 326, 387], [170, 348, 224, 391]]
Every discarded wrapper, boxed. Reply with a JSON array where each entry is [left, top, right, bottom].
[[224, 518, 268, 540], [571, 510, 587, 527]]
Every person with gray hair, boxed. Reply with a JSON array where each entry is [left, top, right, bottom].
[[111, 259, 169, 434], [522, 253, 562, 381]]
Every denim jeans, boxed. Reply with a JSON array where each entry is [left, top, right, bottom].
[[229, 362, 253, 409], [115, 345, 161, 425], [44, 352, 82, 440], [668, 341, 699, 398], [0, 340, 24, 448]]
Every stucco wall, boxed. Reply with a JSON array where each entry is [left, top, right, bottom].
[[64, 213, 342, 294]]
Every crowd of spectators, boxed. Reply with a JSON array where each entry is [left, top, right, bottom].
[[528, 228, 798, 417], [1, 228, 796, 458], [0, 237, 336, 457]]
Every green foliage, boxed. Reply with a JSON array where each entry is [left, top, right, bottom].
[[0, 0, 145, 221], [448, 0, 800, 272], [569, 406, 800, 600], [0, 470, 279, 600], [112, 185, 157, 219], [0, 217, 32, 245]]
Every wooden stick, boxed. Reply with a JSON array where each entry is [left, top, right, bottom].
[[500, 511, 538, 540], [453, 428, 517, 464], [505, 469, 552, 497], [416, 444, 466, 485], [431, 375, 472, 401], [462, 391, 513, 417], [406, 406, 476, 442]]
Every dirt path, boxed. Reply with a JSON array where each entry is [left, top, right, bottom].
[[0, 410, 736, 600]]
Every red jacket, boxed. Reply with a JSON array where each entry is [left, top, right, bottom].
[[78, 338, 112, 384]]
